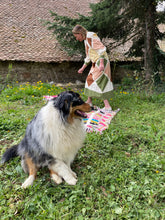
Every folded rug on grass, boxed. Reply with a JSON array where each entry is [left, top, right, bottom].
[[83, 109, 120, 134], [43, 95, 119, 134]]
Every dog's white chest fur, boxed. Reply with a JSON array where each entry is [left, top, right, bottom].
[[40, 102, 86, 165]]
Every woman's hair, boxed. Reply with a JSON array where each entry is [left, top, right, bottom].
[[72, 25, 87, 39]]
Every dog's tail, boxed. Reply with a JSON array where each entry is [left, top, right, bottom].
[[1, 145, 19, 164]]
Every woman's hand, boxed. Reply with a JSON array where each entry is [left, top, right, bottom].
[[78, 64, 87, 74], [78, 67, 84, 74]]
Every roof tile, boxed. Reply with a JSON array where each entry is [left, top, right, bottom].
[[0, 0, 98, 62]]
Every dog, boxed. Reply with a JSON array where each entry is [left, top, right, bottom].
[[1, 91, 91, 188]]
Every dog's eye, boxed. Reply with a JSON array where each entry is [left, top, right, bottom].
[[72, 98, 84, 106]]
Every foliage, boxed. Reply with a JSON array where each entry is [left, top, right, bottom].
[[0, 64, 18, 92], [44, 12, 87, 56], [0, 82, 165, 219], [92, 0, 165, 82]]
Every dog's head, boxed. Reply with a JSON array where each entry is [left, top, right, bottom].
[[53, 91, 91, 123]]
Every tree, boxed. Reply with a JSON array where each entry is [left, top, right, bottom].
[[108, 0, 165, 83], [45, 0, 165, 84]]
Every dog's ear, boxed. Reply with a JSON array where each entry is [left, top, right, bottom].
[[54, 92, 72, 121]]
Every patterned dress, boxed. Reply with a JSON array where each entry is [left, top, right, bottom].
[[84, 32, 113, 99]]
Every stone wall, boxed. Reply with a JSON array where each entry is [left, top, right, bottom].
[[0, 60, 137, 84], [0, 61, 88, 84]]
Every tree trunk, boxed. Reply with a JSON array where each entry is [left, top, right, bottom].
[[144, 1, 158, 83]]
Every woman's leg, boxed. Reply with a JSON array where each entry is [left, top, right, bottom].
[[103, 99, 112, 110], [86, 97, 92, 105]]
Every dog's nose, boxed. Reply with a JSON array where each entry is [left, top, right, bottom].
[[91, 106, 94, 111]]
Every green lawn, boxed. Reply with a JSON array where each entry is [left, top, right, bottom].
[[0, 82, 165, 219]]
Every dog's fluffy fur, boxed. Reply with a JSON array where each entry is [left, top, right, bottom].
[[1, 91, 91, 188]]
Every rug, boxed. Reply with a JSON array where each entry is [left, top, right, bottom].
[[83, 108, 120, 134], [43, 95, 57, 101], [43, 95, 119, 134]]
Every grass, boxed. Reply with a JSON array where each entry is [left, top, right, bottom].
[[0, 81, 165, 219]]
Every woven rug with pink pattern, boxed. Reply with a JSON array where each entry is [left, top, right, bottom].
[[83, 109, 120, 134]]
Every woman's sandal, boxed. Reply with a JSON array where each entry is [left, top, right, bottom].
[[100, 107, 112, 113], [86, 103, 98, 111]]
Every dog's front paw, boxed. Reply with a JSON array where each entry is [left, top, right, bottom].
[[21, 175, 35, 189], [51, 173, 63, 184], [71, 170, 77, 179], [65, 176, 77, 185]]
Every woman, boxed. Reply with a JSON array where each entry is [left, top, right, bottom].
[[72, 24, 113, 112]]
